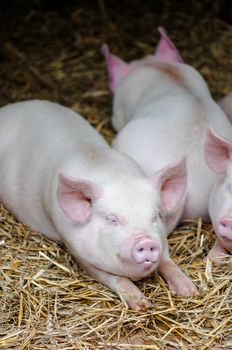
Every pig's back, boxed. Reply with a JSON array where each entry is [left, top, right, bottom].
[[0, 100, 107, 152], [113, 92, 232, 220], [0, 100, 108, 237], [113, 90, 204, 172]]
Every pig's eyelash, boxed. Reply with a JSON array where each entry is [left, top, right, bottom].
[[159, 212, 170, 222], [105, 214, 121, 226], [152, 212, 161, 223], [226, 182, 232, 194]]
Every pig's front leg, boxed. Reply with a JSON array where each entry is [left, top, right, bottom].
[[158, 239, 199, 296], [81, 263, 152, 311], [207, 239, 230, 264]]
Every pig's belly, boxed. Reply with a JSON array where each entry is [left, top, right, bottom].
[[0, 164, 59, 240], [0, 190, 59, 240]]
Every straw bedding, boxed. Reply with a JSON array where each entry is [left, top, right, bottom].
[[0, 1, 231, 349]]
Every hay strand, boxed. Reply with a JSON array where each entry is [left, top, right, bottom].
[[0, 1, 232, 349]]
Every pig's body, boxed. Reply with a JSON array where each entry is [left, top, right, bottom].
[[0, 100, 198, 310], [102, 28, 232, 262], [0, 100, 107, 240], [204, 101, 232, 260], [218, 93, 232, 122], [112, 63, 232, 223]]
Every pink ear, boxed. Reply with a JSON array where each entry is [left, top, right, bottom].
[[154, 27, 183, 63], [57, 174, 101, 224], [204, 128, 232, 174], [101, 43, 133, 93], [152, 158, 187, 213]]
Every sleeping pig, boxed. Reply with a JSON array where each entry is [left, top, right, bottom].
[[102, 27, 232, 263], [0, 99, 198, 310], [204, 92, 232, 261], [204, 120, 232, 261], [218, 93, 232, 122]]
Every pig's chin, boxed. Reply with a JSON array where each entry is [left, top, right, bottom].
[[116, 256, 158, 281], [128, 263, 157, 281], [217, 234, 232, 252]]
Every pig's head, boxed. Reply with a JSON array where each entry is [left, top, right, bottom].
[[101, 27, 183, 94], [56, 158, 186, 281], [205, 128, 232, 251], [102, 27, 183, 131]]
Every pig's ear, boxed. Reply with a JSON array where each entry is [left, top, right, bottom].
[[152, 158, 187, 214], [204, 127, 232, 174], [154, 27, 183, 63], [101, 43, 132, 93], [57, 174, 102, 224]]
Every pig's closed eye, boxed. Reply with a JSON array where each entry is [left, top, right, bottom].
[[226, 183, 232, 194], [152, 213, 161, 224], [105, 214, 121, 226]]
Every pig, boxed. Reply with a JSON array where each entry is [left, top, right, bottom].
[[205, 94, 232, 261], [204, 126, 232, 260], [0, 99, 197, 310], [102, 27, 232, 263], [218, 93, 232, 122]]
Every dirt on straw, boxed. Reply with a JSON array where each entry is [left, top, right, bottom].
[[0, 1, 232, 349]]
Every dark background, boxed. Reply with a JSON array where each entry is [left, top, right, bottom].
[[0, 0, 231, 139]]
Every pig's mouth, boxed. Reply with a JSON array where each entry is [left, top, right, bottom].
[[218, 235, 232, 251], [216, 219, 232, 249], [116, 253, 158, 280], [115, 235, 161, 279]]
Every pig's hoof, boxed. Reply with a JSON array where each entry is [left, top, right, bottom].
[[206, 241, 230, 265], [175, 283, 199, 297], [206, 250, 230, 266], [128, 296, 152, 311], [206, 255, 228, 266], [169, 276, 199, 297]]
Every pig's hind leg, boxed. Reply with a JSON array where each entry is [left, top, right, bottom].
[[81, 263, 152, 310]]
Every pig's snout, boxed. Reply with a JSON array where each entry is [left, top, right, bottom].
[[218, 217, 232, 242], [131, 238, 160, 265]]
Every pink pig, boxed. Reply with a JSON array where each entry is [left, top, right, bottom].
[[102, 28, 232, 263], [204, 105, 232, 260], [218, 93, 232, 122], [0, 99, 194, 310]]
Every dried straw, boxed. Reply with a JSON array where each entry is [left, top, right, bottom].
[[0, 1, 231, 349]]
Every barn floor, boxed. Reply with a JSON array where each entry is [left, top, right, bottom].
[[0, 1, 232, 349]]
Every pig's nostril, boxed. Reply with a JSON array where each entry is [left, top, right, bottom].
[[132, 239, 160, 264]]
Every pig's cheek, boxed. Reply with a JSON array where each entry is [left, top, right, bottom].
[[79, 228, 117, 271], [152, 219, 166, 238], [78, 224, 108, 262], [95, 225, 116, 251], [82, 239, 95, 258], [95, 226, 124, 266]]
